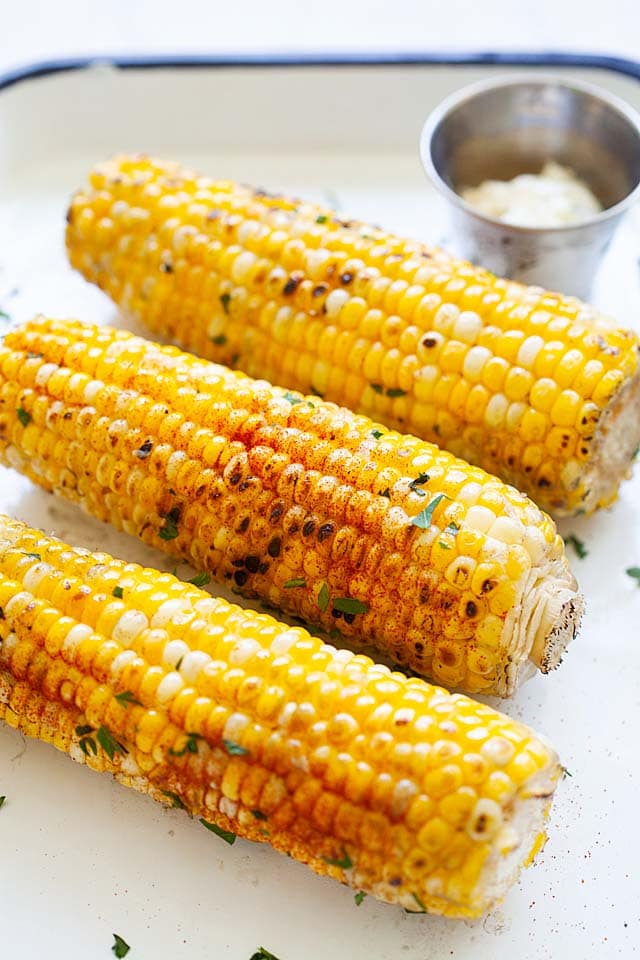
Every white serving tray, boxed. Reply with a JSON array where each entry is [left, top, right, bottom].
[[1, 56, 639, 960]]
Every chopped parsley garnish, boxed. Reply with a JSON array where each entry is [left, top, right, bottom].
[[626, 566, 640, 585], [112, 933, 131, 958], [159, 519, 179, 541], [187, 571, 210, 588], [251, 809, 268, 821], [133, 440, 153, 459], [27, 351, 42, 359], [175, 655, 185, 671], [444, 521, 460, 535], [211, 334, 227, 345], [0, 309, 11, 322], [332, 597, 368, 616], [161, 790, 186, 809], [220, 292, 231, 314], [112, 586, 124, 599], [317, 582, 330, 612], [23, 552, 41, 560], [411, 892, 427, 912], [284, 578, 306, 589], [411, 493, 450, 529], [76, 725, 98, 757], [370, 429, 384, 439], [283, 391, 303, 406], [223, 739, 249, 756], [115, 690, 142, 707], [169, 732, 203, 756], [0, 796, 5, 809], [322, 847, 353, 870], [408, 472, 430, 496], [379, 488, 391, 498], [250, 948, 281, 960], [562, 766, 573, 778], [438, 541, 451, 550], [97, 726, 129, 761], [16, 407, 31, 427], [565, 534, 588, 559], [354, 891, 366, 906], [371, 383, 384, 394], [315, 214, 328, 224], [200, 818, 236, 844]]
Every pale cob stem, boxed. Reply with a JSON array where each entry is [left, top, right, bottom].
[[0, 318, 583, 697], [65, 155, 640, 517], [0, 515, 561, 918]]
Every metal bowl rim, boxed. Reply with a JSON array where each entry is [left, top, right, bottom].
[[420, 71, 640, 235]]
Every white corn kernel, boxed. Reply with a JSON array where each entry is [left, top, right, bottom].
[[156, 671, 185, 704], [179, 650, 210, 682], [453, 311, 483, 345], [463, 345, 492, 382], [112, 610, 149, 647], [465, 505, 496, 533]]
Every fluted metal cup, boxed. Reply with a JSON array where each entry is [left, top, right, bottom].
[[420, 74, 640, 299]]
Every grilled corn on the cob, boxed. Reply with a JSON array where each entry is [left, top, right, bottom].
[[0, 514, 561, 917], [65, 154, 640, 516], [0, 317, 583, 697]]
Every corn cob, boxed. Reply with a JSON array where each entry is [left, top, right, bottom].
[[0, 514, 561, 917], [0, 317, 582, 697], [65, 154, 640, 517]]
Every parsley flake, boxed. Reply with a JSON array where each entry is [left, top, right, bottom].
[[251, 809, 268, 821], [115, 690, 142, 708], [16, 407, 31, 427], [379, 487, 391, 498], [565, 534, 588, 559], [220, 292, 231, 314], [187, 571, 210, 588], [0, 796, 6, 809], [200, 818, 236, 844], [284, 578, 306, 589], [411, 892, 427, 912], [332, 597, 368, 616], [562, 766, 573, 778], [223, 739, 250, 756], [97, 726, 128, 761], [626, 566, 640, 585], [112, 933, 130, 958], [211, 333, 227, 345], [408, 472, 430, 496], [322, 847, 353, 870], [354, 890, 366, 906], [250, 948, 281, 960], [169, 732, 203, 757], [112, 586, 124, 599], [438, 541, 451, 550], [23, 552, 41, 560], [370, 429, 384, 439], [315, 214, 328, 224], [411, 494, 450, 529], [283, 391, 303, 406], [317, 582, 330, 612], [445, 521, 460, 535], [76, 724, 98, 757], [386, 387, 407, 398], [0, 309, 11, 322], [159, 519, 179, 541], [161, 790, 186, 809], [371, 383, 384, 394]]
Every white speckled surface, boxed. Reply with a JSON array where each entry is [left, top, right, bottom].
[[1, 61, 639, 960]]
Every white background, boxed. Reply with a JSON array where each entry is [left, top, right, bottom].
[[0, 0, 640, 73], [1, 8, 640, 960]]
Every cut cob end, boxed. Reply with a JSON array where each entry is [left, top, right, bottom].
[[529, 581, 584, 676], [579, 360, 640, 513]]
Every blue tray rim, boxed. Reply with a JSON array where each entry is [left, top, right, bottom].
[[1, 50, 640, 93]]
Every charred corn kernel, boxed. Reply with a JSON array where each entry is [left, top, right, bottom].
[[66, 155, 640, 515], [0, 516, 561, 918], [0, 318, 583, 697]]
